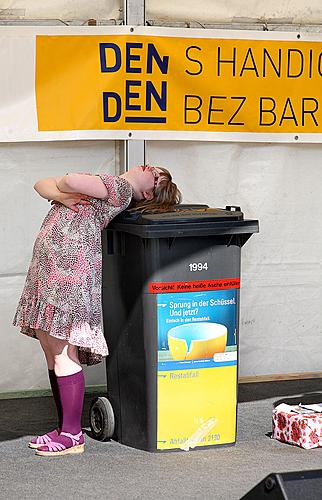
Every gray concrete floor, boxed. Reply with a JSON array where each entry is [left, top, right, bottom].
[[1, 379, 322, 499]]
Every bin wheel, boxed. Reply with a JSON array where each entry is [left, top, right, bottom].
[[89, 396, 115, 441]]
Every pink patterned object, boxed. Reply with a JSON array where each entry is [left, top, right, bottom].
[[13, 175, 133, 366], [272, 405, 322, 449], [35, 431, 84, 456], [29, 429, 59, 449]]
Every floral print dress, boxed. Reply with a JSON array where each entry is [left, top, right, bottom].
[[13, 174, 133, 365]]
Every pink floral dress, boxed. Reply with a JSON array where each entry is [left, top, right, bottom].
[[13, 174, 133, 365]]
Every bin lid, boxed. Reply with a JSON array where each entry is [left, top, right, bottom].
[[108, 204, 259, 239], [114, 205, 244, 225]]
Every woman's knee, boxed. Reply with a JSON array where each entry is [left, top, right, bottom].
[[66, 344, 80, 364], [47, 338, 77, 358], [47, 338, 81, 374]]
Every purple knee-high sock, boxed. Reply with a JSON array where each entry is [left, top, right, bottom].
[[57, 370, 85, 435], [48, 369, 63, 430]]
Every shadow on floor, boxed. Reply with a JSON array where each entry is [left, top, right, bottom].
[[0, 393, 98, 443], [238, 378, 322, 404]]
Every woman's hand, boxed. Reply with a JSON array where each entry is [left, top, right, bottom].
[[51, 192, 92, 212]]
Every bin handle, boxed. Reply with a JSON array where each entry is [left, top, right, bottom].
[[225, 205, 241, 212]]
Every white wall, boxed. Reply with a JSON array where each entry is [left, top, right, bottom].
[[4, 139, 322, 391], [146, 0, 322, 24], [0, 1, 121, 21]]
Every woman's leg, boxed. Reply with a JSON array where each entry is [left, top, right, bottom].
[[45, 335, 82, 377], [35, 336, 85, 455], [29, 330, 62, 447], [35, 329, 54, 370], [35, 330, 64, 428], [35, 331, 62, 427]]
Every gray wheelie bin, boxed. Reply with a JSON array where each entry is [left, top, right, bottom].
[[90, 205, 259, 452]]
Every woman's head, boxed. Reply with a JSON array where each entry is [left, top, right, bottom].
[[122, 165, 182, 212]]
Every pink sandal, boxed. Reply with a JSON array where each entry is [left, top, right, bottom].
[[28, 429, 60, 449], [35, 431, 84, 457]]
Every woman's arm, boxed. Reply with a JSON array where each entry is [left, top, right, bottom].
[[33, 176, 92, 212], [57, 174, 108, 199], [34, 176, 64, 202]]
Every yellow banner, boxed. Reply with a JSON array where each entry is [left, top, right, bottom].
[[35, 33, 322, 136]]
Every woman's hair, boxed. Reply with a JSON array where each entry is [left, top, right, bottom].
[[131, 166, 182, 213]]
